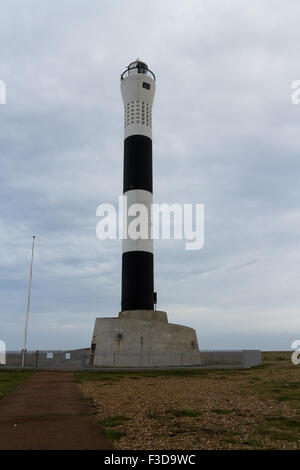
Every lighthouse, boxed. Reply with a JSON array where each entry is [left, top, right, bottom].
[[91, 59, 200, 367], [120, 59, 155, 311]]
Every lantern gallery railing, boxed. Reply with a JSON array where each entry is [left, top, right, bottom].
[[121, 65, 156, 81]]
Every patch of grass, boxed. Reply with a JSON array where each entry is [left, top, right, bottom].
[[211, 408, 232, 415], [243, 439, 262, 449], [99, 415, 130, 427], [75, 372, 124, 383], [255, 416, 300, 443], [0, 370, 34, 400], [276, 395, 298, 402], [145, 406, 175, 422], [104, 429, 126, 441], [248, 364, 268, 371], [253, 380, 300, 406], [146, 413, 156, 418], [169, 421, 196, 436], [96, 382, 117, 387], [154, 416, 171, 423], [261, 351, 290, 366], [224, 437, 237, 444], [264, 416, 300, 429], [86, 397, 98, 414], [145, 406, 160, 419], [165, 408, 202, 418], [285, 382, 300, 389], [75, 367, 247, 382], [258, 429, 298, 443], [146, 409, 171, 422], [86, 397, 96, 405]]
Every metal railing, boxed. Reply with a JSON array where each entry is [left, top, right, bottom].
[[0, 349, 261, 370], [121, 65, 156, 81]]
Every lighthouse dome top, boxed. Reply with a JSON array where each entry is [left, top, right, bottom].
[[121, 59, 156, 81], [128, 59, 148, 71]]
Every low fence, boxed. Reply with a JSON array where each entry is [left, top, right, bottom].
[[0, 349, 261, 370], [199, 350, 262, 369], [2, 350, 85, 370]]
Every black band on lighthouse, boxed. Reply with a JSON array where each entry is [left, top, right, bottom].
[[123, 135, 153, 193], [121, 251, 154, 311]]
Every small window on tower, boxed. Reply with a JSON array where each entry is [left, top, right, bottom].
[[143, 82, 150, 90]]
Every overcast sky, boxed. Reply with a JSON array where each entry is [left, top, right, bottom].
[[1, 0, 299, 351]]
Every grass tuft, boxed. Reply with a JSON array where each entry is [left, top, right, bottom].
[[255, 416, 300, 443], [99, 415, 130, 427], [104, 429, 126, 441]]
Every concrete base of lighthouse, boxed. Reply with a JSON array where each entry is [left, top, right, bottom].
[[90, 310, 201, 368]]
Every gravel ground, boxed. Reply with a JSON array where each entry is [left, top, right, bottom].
[[78, 352, 300, 450]]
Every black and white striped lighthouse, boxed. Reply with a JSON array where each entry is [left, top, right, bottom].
[[120, 59, 156, 311], [91, 59, 200, 365]]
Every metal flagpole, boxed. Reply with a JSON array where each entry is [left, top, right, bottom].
[[21, 235, 35, 368]]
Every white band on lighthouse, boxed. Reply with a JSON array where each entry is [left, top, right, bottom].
[[122, 189, 153, 254]]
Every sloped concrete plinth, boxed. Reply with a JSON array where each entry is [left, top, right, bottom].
[[91, 310, 200, 367]]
